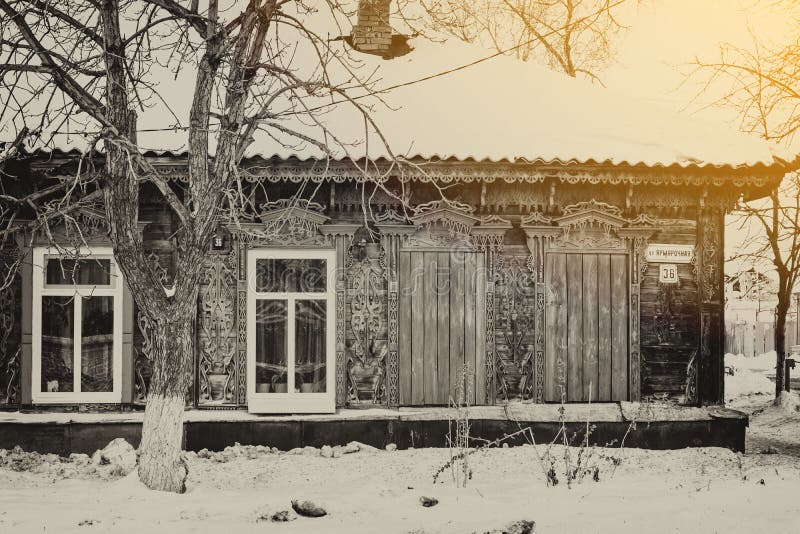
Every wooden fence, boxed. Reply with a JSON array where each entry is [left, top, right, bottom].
[[725, 320, 798, 356]]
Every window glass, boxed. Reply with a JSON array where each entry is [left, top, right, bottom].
[[46, 258, 111, 286], [255, 258, 327, 292], [255, 300, 288, 393], [295, 300, 326, 393], [81, 296, 114, 392], [41, 296, 75, 392]]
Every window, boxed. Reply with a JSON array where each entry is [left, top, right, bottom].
[[32, 247, 123, 403], [247, 249, 335, 413]]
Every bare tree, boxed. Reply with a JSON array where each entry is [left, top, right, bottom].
[[0, 0, 405, 492], [418, 0, 630, 81], [694, 32, 800, 401]]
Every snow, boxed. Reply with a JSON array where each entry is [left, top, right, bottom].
[[725, 352, 777, 402], [2, 436, 800, 533]]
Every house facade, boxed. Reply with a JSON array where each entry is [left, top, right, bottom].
[[0, 153, 789, 413], [0, 1, 795, 414]]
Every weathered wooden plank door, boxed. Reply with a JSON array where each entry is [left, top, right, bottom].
[[398, 250, 485, 405], [544, 252, 629, 402]]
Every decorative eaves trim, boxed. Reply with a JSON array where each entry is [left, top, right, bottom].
[[31, 157, 785, 189]]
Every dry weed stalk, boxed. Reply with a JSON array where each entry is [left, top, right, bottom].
[[433, 363, 473, 487]]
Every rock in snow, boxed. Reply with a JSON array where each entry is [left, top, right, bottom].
[[486, 520, 536, 534], [385, 443, 397, 452], [419, 496, 439, 507], [270, 510, 297, 522], [291, 500, 327, 518]]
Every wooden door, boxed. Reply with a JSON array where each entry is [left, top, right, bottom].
[[398, 250, 486, 405], [544, 253, 628, 402]]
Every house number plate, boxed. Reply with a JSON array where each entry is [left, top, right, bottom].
[[659, 264, 679, 284]]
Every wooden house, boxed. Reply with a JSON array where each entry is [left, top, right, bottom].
[[0, 2, 796, 414]]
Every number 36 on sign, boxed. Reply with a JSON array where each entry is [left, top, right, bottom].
[[659, 264, 679, 284]]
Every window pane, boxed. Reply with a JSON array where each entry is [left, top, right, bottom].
[[255, 300, 288, 393], [41, 296, 74, 392], [81, 296, 114, 392], [46, 258, 111, 286], [296, 300, 326, 393], [255, 258, 327, 292]]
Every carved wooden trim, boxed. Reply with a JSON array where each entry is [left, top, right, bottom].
[[493, 253, 537, 402], [346, 240, 388, 405], [322, 227, 359, 408], [378, 224, 415, 408], [122, 158, 784, 191], [377, 227, 406, 408], [197, 250, 238, 405], [387, 284, 399, 407], [235, 234, 248, 406], [695, 206, 725, 405], [485, 249, 496, 404], [523, 201, 658, 402], [533, 236, 546, 403]]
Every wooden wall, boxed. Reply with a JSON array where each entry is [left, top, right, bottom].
[[639, 221, 699, 402], [398, 250, 486, 405], [7, 171, 734, 408]]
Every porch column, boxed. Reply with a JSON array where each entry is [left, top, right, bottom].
[[696, 206, 726, 405]]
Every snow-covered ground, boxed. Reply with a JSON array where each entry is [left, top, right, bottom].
[[1, 438, 799, 533], [725, 351, 777, 403], [1, 362, 799, 534]]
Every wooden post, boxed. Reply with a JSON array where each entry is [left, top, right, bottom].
[[696, 206, 725, 405]]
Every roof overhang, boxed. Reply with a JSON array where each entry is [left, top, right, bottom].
[[22, 150, 792, 199]]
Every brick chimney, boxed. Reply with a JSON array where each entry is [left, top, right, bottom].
[[351, 0, 393, 55]]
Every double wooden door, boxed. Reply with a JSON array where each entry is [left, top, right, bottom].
[[544, 252, 629, 402], [398, 250, 486, 406]]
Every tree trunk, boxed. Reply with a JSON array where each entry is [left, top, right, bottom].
[[774, 295, 790, 400], [137, 314, 195, 493]]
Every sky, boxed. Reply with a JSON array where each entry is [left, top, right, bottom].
[[604, 0, 795, 142]]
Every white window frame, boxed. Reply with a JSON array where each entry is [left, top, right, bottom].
[[31, 246, 123, 403], [247, 248, 336, 413]]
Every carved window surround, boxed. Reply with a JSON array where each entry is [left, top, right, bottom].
[[376, 205, 510, 406], [521, 201, 658, 402], [226, 218, 358, 409]]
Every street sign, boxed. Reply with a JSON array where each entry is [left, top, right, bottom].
[[646, 244, 694, 264]]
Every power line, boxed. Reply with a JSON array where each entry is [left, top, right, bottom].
[[50, 0, 631, 136]]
